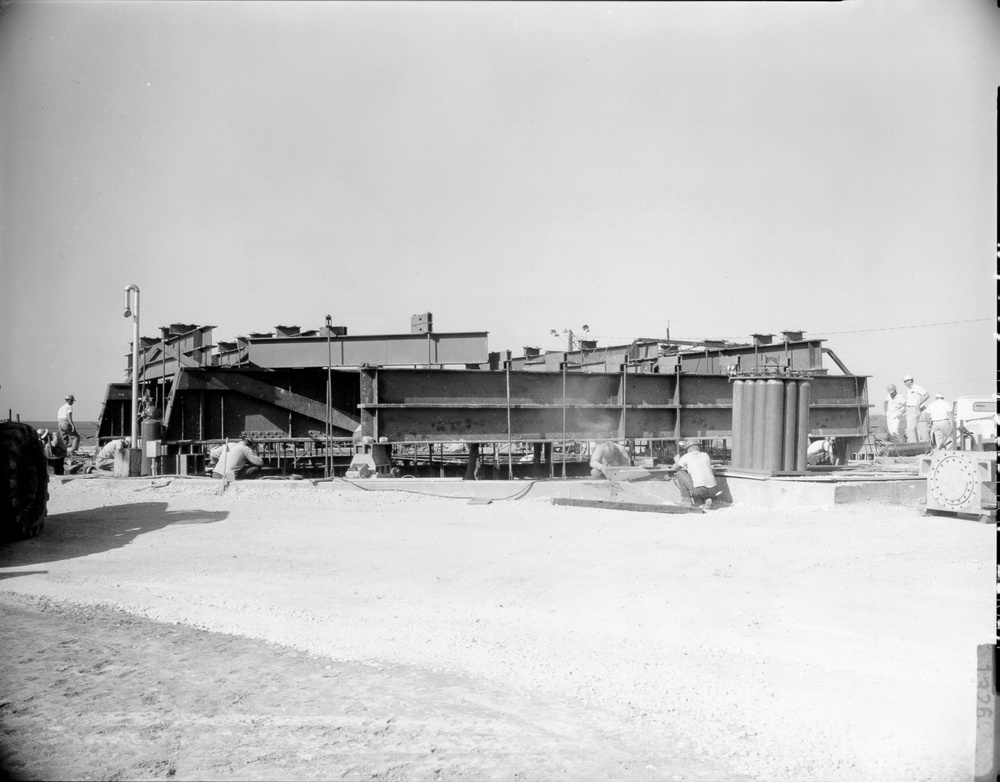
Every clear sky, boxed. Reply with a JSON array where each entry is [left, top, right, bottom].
[[1, 0, 996, 421]]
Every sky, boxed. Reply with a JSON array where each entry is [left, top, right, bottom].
[[0, 0, 996, 421]]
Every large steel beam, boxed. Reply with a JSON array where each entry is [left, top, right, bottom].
[[359, 367, 868, 444], [177, 369, 360, 432]]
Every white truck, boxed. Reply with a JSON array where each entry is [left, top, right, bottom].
[[952, 395, 997, 450]]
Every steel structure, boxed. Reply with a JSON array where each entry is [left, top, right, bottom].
[[96, 317, 871, 476]]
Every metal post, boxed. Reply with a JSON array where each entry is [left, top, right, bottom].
[[123, 284, 140, 449], [326, 314, 332, 478], [561, 354, 567, 479], [505, 353, 513, 480]]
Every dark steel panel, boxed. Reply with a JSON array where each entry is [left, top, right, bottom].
[[247, 333, 489, 369], [623, 374, 677, 407], [677, 375, 732, 406]]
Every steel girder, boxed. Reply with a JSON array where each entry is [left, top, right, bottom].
[[358, 367, 870, 444]]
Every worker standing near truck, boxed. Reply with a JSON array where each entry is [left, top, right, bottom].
[[926, 392, 954, 450], [902, 375, 929, 443], [883, 384, 906, 443]]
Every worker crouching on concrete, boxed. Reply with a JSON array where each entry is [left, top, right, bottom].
[[806, 437, 835, 466], [673, 440, 721, 509], [93, 437, 129, 472], [589, 439, 631, 478], [209, 436, 263, 480]]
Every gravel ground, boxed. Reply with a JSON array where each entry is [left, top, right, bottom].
[[0, 478, 993, 781]]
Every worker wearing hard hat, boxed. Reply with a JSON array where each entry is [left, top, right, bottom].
[[57, 394, 80, 454], [883, 384, 906, 444], [589, 439, 631, 478], [926, 393, 954, 450], [93, 437, 130, 472], [673, 440, 721, 509], [901, 375, 929, 443]]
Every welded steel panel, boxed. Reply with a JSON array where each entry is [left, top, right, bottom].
[[246, 333, 489, 368]]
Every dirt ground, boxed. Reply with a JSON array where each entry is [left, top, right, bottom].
[[0, 478, 993, 781]]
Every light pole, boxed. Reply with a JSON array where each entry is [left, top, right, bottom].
[[325, 314, 332, 478], [550, 325, 590, 353], [123, 284, 140, 448]]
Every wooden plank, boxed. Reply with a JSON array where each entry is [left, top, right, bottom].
[[551, 498, 703, 514], [178, 370, 360, 432]]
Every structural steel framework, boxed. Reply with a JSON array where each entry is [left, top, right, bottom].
[[96, 320, 871, 472]]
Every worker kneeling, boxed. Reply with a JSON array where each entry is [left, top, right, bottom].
[[209, 436, 263, 480], [590, 439, 631, 479], [674, 440, 721, 509], [93, 437, 129, 472]]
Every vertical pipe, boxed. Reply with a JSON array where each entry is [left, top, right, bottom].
[[561, 357, 567, 479], [505, 360, 513, 480], [731, 380, 745, 468], [783, 380, 798, 472], [764, 379, 784, 471], [621, 363, 627, 444], [751, 379, 767, 469], [123, 284, 140, 449], [740, 379, 756, 470], [326, 316, 332, 479], [796, 381, 811, 471]]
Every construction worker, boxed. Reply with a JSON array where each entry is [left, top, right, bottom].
[[39, 429, 67, 475], [209, 436, 263, 480], [883, 384, 906, 444], [672, 440, 720, 509], [902, 375, 929, 443], [93, 437, 130, 472], [926, 393, 954, 450], [589, 439, 631, 478], [807, 437, 835, 466], [57, 394, 80, 454]]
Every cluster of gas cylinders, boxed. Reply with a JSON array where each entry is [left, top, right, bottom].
[[731, 378, 811, 472]]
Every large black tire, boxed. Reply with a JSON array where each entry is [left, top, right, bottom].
[[0, 422, 49, 541]]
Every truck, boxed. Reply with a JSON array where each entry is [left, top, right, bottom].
[[952, 395, 997, 450]]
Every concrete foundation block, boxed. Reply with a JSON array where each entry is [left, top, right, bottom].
[[113, 448, 143, 478]]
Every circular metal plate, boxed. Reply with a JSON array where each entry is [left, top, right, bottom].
[[929, 454, 979, 509]]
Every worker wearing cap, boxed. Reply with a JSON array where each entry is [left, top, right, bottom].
[[93, 437, 130, 472], [883, 384, 906, 444], [57, 394, 80, 454], [673, 440, 720, 509], [209, 436, 263, 480], [901, 375, 929, 443], [39, 429, 67, 475], [926, 393, 953, 450], [589, 439, 631, 479]]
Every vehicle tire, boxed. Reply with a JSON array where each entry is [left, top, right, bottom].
[[0, 422, 49, 541]]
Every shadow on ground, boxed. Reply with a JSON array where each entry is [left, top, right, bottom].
[[0, 503, 228, 570]]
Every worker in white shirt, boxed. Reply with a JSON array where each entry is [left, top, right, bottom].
[[94, 438, 130, 471], [926, 393, 953, 450], [807, 437, 835, 466], [589, 440, 631, 478], [57, 394, 80, 454], [209, 436, 263, 480], [883, 384, 906, 443], [901, 374, 929, 443], [673, 440, 721, 509]]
